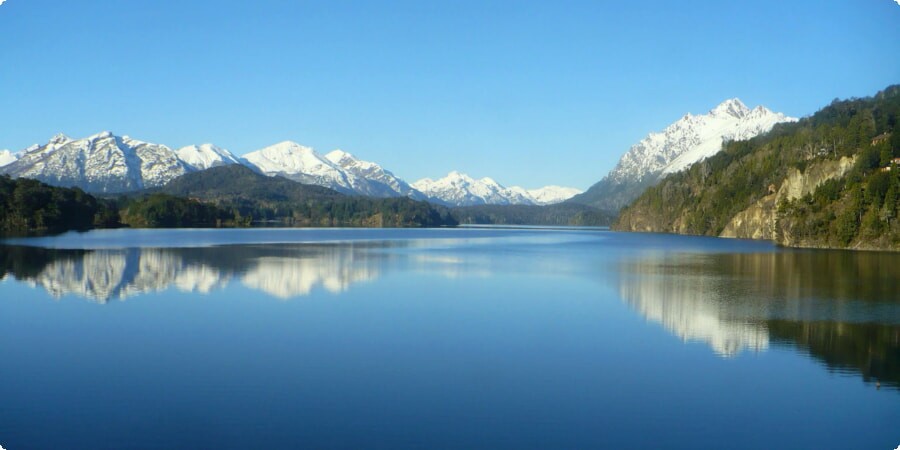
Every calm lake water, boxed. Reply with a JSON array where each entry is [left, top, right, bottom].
[[0, 228, 898, 449]]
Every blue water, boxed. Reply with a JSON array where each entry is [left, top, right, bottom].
[[0, 228, 897, 449]]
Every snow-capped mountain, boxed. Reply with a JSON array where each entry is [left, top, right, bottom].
[[0, 149, 17, 167], [1, 131, 582, 205], [527, 186, 583, 205], [325, 150, 425, 199], [412, 171, 582, 206], [176, 143, 240, 170], [242, 143, 432, 198], [240, 141, 363, 195], [571, 98, 796, 211], [0, 131, 191, 193]]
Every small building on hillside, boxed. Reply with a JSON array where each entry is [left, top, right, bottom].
[[872, 132, 891, 146]]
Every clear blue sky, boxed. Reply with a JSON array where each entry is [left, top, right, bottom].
[[1, 0, 898, 189]]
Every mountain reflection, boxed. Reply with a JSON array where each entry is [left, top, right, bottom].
[[618, 250, 900, 388], [3, 239, 898, 389], [0, 244, 388, 302]]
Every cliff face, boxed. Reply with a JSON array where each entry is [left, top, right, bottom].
[[720, 157, 855, 241]]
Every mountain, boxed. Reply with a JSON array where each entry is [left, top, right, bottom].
[[243, 143, 431, 198], [160, 164, 343, 202], [527, 186, 583, 205], [241, 141, 367, 195], [614, 85, 900, 251], [0, 131, 191, 193], [325, 150, 425, 199], [158, 165, 457, 227], [570, 98, 797, 212], [412, 171, 581, 206], [0, 150, 17, 167], [1, 132, 580, 205], [175, 143, 240, 170]]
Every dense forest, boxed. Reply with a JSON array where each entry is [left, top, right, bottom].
[[0, 175, 245, 233], [157, 165, 457, 227], [118, 194, 237, 228], [615, 84, 900, 250], [0, 166, 458, 234], [450, 203, 612, 226], [0, 175, 118, 233]]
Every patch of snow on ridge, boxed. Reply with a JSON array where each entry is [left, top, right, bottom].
[[242, 141, 356, 193], [0, 150, 17, 167], [527, 185, 583, 205], [176, 143, 240, 170]]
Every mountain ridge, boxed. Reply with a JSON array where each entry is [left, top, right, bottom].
[[1, 132, 580, 205], [570, 98, 796, 212], [412, 171, 582, 206]]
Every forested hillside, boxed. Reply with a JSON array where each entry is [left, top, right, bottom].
[[0, 175, 116, 233], [614, 85, 900, 250], [0, 165, 458, 234], [158, 165, 457, 227], [0, 175, 247, 233], [450, 203, 612, 226]]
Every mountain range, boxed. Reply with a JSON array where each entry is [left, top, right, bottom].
[[412, 171, 579, 206], [570, 98, 797, 211], [0, 133, 581, 206], [0, 98, 795, 211]]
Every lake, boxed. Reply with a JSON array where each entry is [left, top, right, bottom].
[[0, 228, 897, 449]]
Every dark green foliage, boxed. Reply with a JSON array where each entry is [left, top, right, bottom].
[[768, 320, 900, 389], [451, 203, 612, 226], [119, 194, 231, 228], [0, 175, 116, 233], [615, 84, 900, 250], [0, 246, 88, 279], [161, 164, 343, 203], [0, 164, 457, 233], [157, 165, 457, 227]]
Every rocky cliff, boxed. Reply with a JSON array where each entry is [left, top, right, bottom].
[[720, 156, 855, 241]]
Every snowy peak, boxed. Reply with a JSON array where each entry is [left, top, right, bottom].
[[527, 186, 583, 205], [608, 98, 796, 182], [0, 149, 17, 167], [242, 141, 328, 174], [413, 172, 517, 206], [572, 98, 797, 212], [324, 149, 423, 198], [0, 131, 190, 192], [90, 130, 114, 140], [709, 98, 750, 119], [242, 142, 356, 193], [48, 133, 72, 146], [324, 149, 380, 175], [412, 172, 581, 206], [324, 149, 357, 164], [176, 143, 240, 170]]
